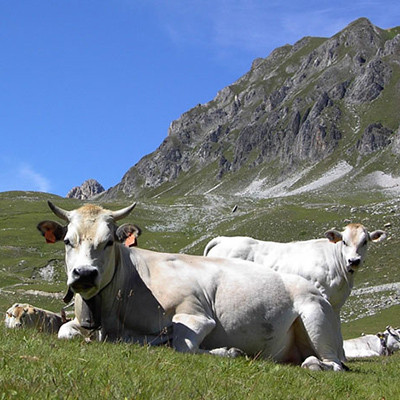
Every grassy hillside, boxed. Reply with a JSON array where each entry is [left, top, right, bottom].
[[1, 190, 400, 398], [1, 190, 399, 329]]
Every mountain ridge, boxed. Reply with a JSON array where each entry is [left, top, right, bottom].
[[101, 18, 400, 201]]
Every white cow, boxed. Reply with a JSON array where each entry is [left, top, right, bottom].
[[343, 326, 400, 358], [204, 225, 386, 312], [204, 225, 386, 361], [37, 201, 346, 371], [5, 303, 64, 334]]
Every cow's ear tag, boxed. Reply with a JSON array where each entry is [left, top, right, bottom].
[[45, 230, 56, 244], [124, 233, 136, 247]]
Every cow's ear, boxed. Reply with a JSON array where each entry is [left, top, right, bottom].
[[116, 223, 142, 247], [369, 230, 386, 243], [37, 220, 66, 243], [325, 229, 342, 243]]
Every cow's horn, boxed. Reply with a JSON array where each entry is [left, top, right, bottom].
[[111, 202, 136, 221], [48, 201, 70, 222]]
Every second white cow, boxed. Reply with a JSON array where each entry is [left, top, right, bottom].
[[204, 224, 386, 360], [204, 224, 385, 313]]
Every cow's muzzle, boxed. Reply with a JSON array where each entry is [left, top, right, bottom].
[[70, 266, 98, 291], [348, 257, 361, 267], [347, 257, 361, 273]]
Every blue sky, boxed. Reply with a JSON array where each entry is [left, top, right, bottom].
[[1, 1, 399, 196]]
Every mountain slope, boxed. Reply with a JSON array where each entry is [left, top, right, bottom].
[[103, 18, 400, 200]]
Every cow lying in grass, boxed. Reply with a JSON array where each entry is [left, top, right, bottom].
[[343, 326, 400, 358], [5, 303, 65, 334], [37, 201, 348, 371]]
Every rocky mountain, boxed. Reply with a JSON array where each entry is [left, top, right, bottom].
[[66, 179, 105, 200], [103, 18, 400, 200]]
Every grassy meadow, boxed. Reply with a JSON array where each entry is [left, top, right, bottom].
[[1, 321, 400, 400], [1, 190, 400, 399]]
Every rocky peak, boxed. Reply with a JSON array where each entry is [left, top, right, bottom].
[[102, 18, 400, 200], [66, 179, 105, 200]]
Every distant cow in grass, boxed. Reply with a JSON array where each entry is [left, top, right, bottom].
[[343, 326, 400, 358], [5, 303, 65, 334]]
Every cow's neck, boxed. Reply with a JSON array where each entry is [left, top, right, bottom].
[[334, 242, 356, 283], [79, 295, 102, 330], [94, 245, 171, 339], [327, 243, 356, 310]]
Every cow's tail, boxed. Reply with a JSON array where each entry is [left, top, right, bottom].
[[203, 237, 222, 256]]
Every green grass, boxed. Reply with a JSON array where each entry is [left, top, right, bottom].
[[342, 304, 400, 339], [1, 323, 400, 400]]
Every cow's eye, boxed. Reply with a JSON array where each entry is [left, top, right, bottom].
[[105, 240, 114, 249], [342, 240, 347, 246], [64, 239, 72, 247]]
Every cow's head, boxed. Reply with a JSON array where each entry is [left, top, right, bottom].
[[385, 326, 400, 353], [37, 201, 138, 300], [325, 223, 386, 272], [5, 303, 35, 329]]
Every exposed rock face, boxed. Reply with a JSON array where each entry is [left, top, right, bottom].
[[356, 123, 393, 155], [103, 18, 400, 199], [66, 179, 105, 199]]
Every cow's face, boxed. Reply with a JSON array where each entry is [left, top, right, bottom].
[[37, 201, 137, 300], [5, 304, 33, 328], [62, 206, 118, 299], [325, 223, 386, 272], [5, 304, 24, 328], [385, 326, 400, 353]]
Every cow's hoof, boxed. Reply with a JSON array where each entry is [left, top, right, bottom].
[[301, 356, 344, 372], [227, 347, 246, 358], [341, 362, 350, 371], [301, 356, 323, 371]]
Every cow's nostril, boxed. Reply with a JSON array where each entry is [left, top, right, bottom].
[[72, 268, 81, 278], [348, 258, 361, 267], [72, 267, 98, 280], [88, 269, 98, 279]]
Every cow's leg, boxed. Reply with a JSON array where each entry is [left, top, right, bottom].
[[58, 317, 99, 341], [172, 313, 216, 353], [172, 313, 243, 357], [334, 310, 347, 362], [58, 318, 82, 339], [297, 297, 344, 371]]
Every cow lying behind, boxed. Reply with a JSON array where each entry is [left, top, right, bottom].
[[38, 201, 347, 371], [5, 303, 65, 334], [343, 326, 400, 358], [204, 225, 386, 361]]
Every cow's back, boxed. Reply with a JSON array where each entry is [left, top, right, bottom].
[[205, 236, 347, 309], [204, 236, 259, 260]]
